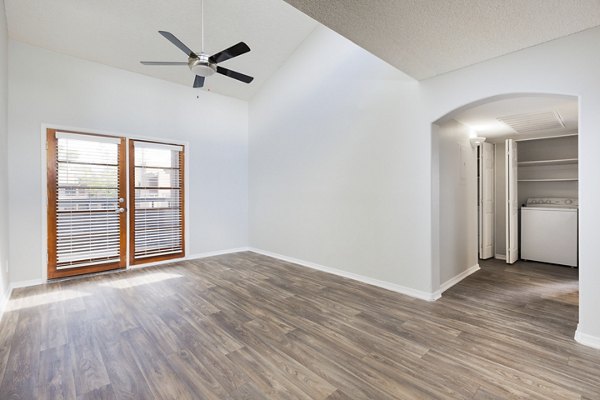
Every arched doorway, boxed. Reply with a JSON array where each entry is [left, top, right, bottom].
[[431, 92, 580, 330]]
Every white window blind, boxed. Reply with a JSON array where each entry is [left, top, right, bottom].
[[54, 133, 123, 269], [132, 141, 184, 261]]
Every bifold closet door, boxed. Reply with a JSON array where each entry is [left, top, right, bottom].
[[129, 140, 185, 265], [505, 139, 519, 264], [47, 129, 127, 279], [479, 142, 495, 259]]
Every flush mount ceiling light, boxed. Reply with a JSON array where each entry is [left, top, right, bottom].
[[140, 0, 254, 88], [470, 137, 487, 148]]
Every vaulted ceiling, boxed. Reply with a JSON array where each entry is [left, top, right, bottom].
[[6, 1, 600, 101], [283, 0, 600, 79], [5, 0, 318, 100]]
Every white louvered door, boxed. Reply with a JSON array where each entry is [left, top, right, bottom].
[[506, 139, 519, 264], [129, 140, 185, 264], [47, 130, 127, 278], [480, 142, 495, 259]]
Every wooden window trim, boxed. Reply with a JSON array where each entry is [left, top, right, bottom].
[[129, 139, 186, 266]]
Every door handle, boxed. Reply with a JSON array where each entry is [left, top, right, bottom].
[[116, 207, 126, 213]]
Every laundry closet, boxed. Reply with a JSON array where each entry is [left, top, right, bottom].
[[436, 94, 579, 280], [482, 134, 578, 267]]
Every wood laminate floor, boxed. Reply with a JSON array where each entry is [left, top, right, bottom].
[[0, 253, 598, 399]]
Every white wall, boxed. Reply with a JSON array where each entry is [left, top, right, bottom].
[[249, 26, 432, 294], [8, 41, 249, 284], [0, 0, 10, 306], [435, 120, 477, 286], [422, 27, 600, 343]]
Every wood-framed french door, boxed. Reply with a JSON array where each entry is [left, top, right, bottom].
[[129, 139, 185, 265], [47, 129, 127, 279], [47, 129, 186, 279]]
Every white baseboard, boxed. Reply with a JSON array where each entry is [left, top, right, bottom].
[[432, 263, 480, 298], [0, 285, 12, 322], [495, 253, 506, 260], [186, 247, 250, 261], [10, 278, 44, 290], [248, 247, 438, 301], [575, 328, 600, 350]]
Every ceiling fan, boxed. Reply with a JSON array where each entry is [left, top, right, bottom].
[[140, 0, 253, 88]]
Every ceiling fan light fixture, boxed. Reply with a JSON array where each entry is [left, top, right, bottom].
[[189, 54, 216, 77], [140, 0, 254, 88]]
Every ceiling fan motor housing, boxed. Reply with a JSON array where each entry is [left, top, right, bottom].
[[189, 53, 216, 77]]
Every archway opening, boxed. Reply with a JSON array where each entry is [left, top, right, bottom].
[[431, 93, 579, 324]]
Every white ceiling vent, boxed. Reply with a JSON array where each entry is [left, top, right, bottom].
[[497, 111, 565, 133]]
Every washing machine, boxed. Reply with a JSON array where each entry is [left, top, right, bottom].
[[521, 198, 578, 267]]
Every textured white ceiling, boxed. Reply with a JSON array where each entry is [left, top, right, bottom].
[[5, 0, 318, 100], [450, 95, 578, 140], [283, 0, 600, 80]]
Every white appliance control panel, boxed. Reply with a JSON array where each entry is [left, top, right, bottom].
[[525, 198, 578, 208]]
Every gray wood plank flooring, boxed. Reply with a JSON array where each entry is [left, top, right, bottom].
[[0, 253, 598, 399]]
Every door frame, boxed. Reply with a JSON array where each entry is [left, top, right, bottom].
[[41, 124, 190, 282]]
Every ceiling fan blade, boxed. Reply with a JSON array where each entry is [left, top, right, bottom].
[[158, 31, 197, 58], [209, 42, 250, 64], [140, 61, 188, 65], [193, 75, 205, 88], [216, 66, 254, 84]]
